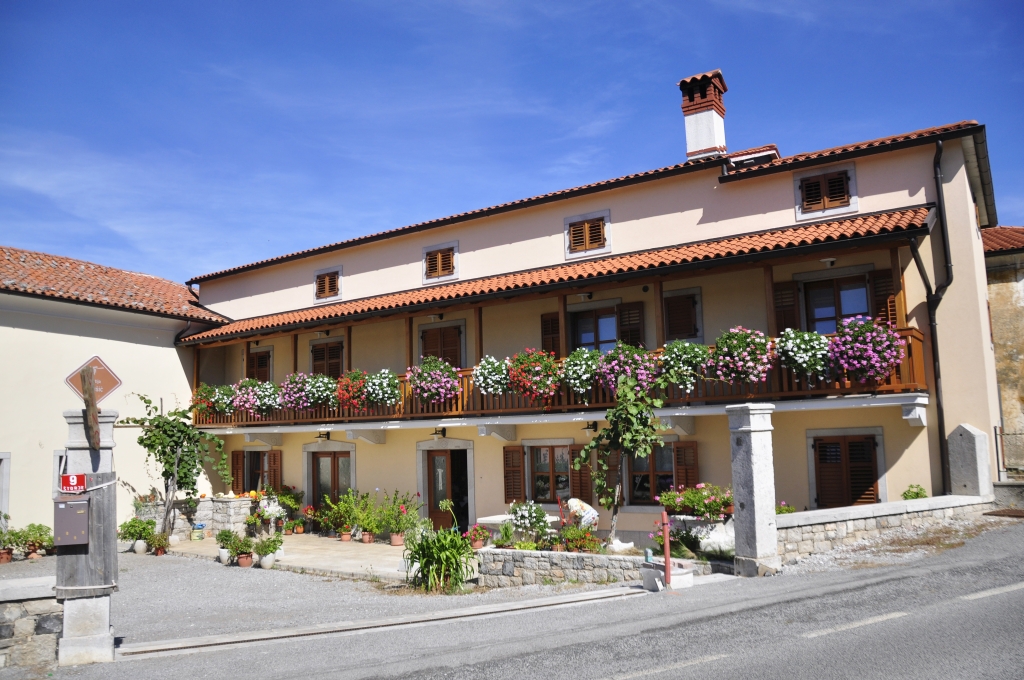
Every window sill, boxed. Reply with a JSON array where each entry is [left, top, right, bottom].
[[564, 246, 612, 261], [617, 505, 666, 514], [795, 200, 859, 222]]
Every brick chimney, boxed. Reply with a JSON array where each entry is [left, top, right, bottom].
[[678, 70, 728, 160]]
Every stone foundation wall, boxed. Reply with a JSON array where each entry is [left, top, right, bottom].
[[0, 588, 62, 670], [477, 549, 644, 587], [776, 497, 993, 565], [137, 497, 251, 537]]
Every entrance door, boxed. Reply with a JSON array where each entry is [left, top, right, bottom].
[[814, 436, 879, 508], [312, 452, 351, 507], [427, 450, 469, 530]]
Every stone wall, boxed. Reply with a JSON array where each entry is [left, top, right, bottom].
[[136, 497, 251, 537], [0, 579, 62, 671], [477, 549, 644, 587], [776, 495, 993, 564]]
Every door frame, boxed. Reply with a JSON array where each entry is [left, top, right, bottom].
[[303, 439, 356, 509], [805, 427, 887, 509], [416, 437, 475, 525]]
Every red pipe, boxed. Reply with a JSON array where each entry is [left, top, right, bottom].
[[662, 510, 671, 587]]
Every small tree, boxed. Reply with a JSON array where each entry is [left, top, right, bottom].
[[121, 395, 231, 535]]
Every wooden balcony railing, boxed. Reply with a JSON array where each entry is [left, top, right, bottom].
[[194, 328, 927, 428]]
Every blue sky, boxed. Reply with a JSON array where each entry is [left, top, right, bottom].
[[1, 1, 1021, 284]]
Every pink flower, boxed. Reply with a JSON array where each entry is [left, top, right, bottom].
[[695, 483, 705, 489]]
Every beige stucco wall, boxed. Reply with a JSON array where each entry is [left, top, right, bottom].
[[987, 255, 1024, 468], [0, 293, 212, 527], [196, 146, 938, 320]]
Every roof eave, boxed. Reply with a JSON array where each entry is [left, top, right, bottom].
[[0, 287, 229, 325]]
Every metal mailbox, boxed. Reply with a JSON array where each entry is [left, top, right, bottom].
[[54, 495, 89, 546]]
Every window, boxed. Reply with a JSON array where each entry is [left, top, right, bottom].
[[664, 293, 699, 341], [421, 325, 461, 368], [628, 442, 698, 505], [425, 247, 455, 279], [572, 302, 645, 352], [531, 446, 570, 503], [311, 340, 343, 378], [805, 277, 870, 334], [800, 171, 850, 213], [246, 347, 272, 381], [780, 269, 898, 333], [540, 312, 561, 358], [567, 218, 606, 253], [813, 436, 878, 508], [315, 272, 339, 299], [231, 450, 281, 494], [312, 451, 351, 507]]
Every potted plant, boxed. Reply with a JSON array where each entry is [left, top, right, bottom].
[[118, 517, 156, 554], [596, 343, 659, 396], [680, 483, 733, 522], [231, 378, 281, 418], [406, 355, 461, 404], [381, 490, 423, 547], [563, 348, 601, 402], [828, 316, 905, 384], [508, 348, 562, 401], [560, 525, 600, 553], [661, 340, 712, 394], [215, 530, 235, 564], [364, 369, 402, 407], [20, 524, 53, 560], [340, 524, 353, 541], [282, 520, 294, 536], [149, 532, 170, 556], [0, 522, 19, 564], [655, 486, 693, 515], [358, 504, 382, 544], [472, 355, 511, 395], [776, 328, 830, 382], [336, 369, 368, 411], [254, 534, 283, 569], [301, 505, 317, 533], [231, 535, 255, 567], [710, 327, 773, 384], [463, 524, 490, 550]]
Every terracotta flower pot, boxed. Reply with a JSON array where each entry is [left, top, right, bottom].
[[276, 520, 284, 527], [25, 544, 41, 560], [236, 552, 254, 568], [724, 504, 735, 515], [284, 529, 293, 536], [0, 548, 12, 564], [390, 533, 404, 547], [153, 547, 166, 557], [470, 539, 484, 550], [551, 544, 565, 552], [340, 532, 352, 542], [295, 525, 304, 534], [360, 532, 374, 544]]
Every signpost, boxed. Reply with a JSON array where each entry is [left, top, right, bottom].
[[59, 474, 86, 494], [64, 357, 121, 405]]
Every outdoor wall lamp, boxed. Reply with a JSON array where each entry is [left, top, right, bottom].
[[820, 258, 836, 268], [431, 427, 447, 440], [316, 431, 331, 440], [582, 421, 598, 432]]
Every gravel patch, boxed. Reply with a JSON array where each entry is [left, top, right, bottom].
[[782, 515, 1019, 574], [0, 554, 57, 580]]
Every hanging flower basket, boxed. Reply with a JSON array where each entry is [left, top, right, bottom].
[[306, 373, 340, 408], [473, 355, 510, 395], [336, 370, 368, 410], [508, 349, 562, 401], [231, 379, 280, 418], [563, 348, 601, 401], [660, 340, 711, 394], [829, 316, 905, 383], [776, 329, 831, 381], [364, 369, 401, 406], [596, 342, 659, 396], [407, 356, 462, 404], [279, 372, 311, 410], [192, 383, 235, 414], [709, 327, 774, 384]]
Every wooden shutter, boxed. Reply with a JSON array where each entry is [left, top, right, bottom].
[[568, 445, 592, 505], [311, 344, 326, 374], [311, 341, 343, 377], [246, 351, 271, 381], [847, 437, 878, 505], [422, 328, 441, 360], [869, 270, 896, 327], [586, 220, 606, 249], [425, 248, 455, 279], [568, 219, 605, 252], [800, 176, 825, 212], [823, 171, 851, 209], [664, 295, 697, 340], [441, 326, 461, 367], [231, 451, 244, 495], [814, 438, 847, 508], [503, 446, 525, 503], [541, 312, 561, 357], [315, 272, 338, 299], [773, 282, 800, 332], [672, 441, 699, 489], [266, 450, 282, 492], [617, 301, 645, 347]]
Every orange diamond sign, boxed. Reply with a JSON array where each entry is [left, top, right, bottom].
[[65, 356, 122, 404]]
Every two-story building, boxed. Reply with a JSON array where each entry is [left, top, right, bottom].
[[176, 70, 1001, 546]]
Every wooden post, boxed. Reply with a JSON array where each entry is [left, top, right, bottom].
[[891, 247, 907, 328], [405, 317, 414, 369], [474, 306, 484, 363], [243, 340, 250, 380], [192, 346, 201, 391], [80, 367, 100, 450], [345, 326, 353, 372], [653, 280, 665, 349], [292, 334, 298, 373], [763, 265, 778, 338], [558, 294, 569, 360]]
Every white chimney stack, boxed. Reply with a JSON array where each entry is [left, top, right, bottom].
[[678, 70, 728, 160]]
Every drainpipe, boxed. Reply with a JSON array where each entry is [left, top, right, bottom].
[[909, 140, 954, 495], [174, 320, 193, 344]]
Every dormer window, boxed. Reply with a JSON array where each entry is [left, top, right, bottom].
[[424, 245, 456, 281], [800, 171, 850, 213], [568, 218, 606, 253], [315, 272, 339, 299]]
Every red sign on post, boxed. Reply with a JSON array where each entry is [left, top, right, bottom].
[[65, 357, 122, 404], [60, 474, 87, 494]]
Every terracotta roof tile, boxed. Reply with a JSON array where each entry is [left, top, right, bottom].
[[724, 121, 979, 177], [0, 245, 229, 323], [676, 69, 727, 91], [982, 227, 1024, 254], [181, 206, 931, 344]]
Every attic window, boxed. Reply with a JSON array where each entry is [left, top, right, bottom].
[[567, 218, 606, 253], [425, 247, 455, 279], [315, 272, 339, 299], [800, 172, 850, 213]]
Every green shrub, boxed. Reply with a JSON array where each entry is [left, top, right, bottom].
[[560, 525, 601, 553], [649, 525, 698, 559], [902, 484, 928, 500], [513, 540, 538, 551], [380, 489, 424, 534], [20, 524, 53, 551], [148, 533, 169, 550], [253, 534, 283, 557], [229, 535, 254, 557], [775, 501, 797, 514], [215, 530, 236, 549], [119, 518, 157, 543], [494, 521, 515, 548]]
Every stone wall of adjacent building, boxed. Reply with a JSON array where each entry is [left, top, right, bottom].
[[0, 590, 62, 670], [776, 496, 993, 564], [477, 549, 644, 587], [136, 497, 251, 538]]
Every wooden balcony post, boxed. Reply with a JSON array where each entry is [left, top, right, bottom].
[[243, 340, 250, 380], [558, 294, 569, 359], [890, 247, 907, 328], [653, 280, 665, 349], [345, 326, 353, 373], [292, 333, 298, 373], [763, 265, 780, 392], [405, 317, 414, 369], [474, 306, 484, 363], [192, 346, 200, 390]]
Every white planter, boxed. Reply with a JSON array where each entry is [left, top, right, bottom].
[[219, 548, 231, 564], [168, 534, 180, 546], [275, 547, 284, 558], [259, 554, 276, 569], [133, 540, 148, 555]]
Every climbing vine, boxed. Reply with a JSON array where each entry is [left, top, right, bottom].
[[121, 394, 230, 533]]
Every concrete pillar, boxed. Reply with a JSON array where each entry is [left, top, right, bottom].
[[727, 403, 781, 577], [948, 423, 993, 496]]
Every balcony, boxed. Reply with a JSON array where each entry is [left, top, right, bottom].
[[194, 328, 927, 428]]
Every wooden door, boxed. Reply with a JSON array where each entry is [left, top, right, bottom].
[[814, 436, 878, 508], [312, 452, 351, 507], [427, 450, 453, 529]]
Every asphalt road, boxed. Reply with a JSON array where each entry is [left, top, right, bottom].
[[57, 519, 1024, 680]]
